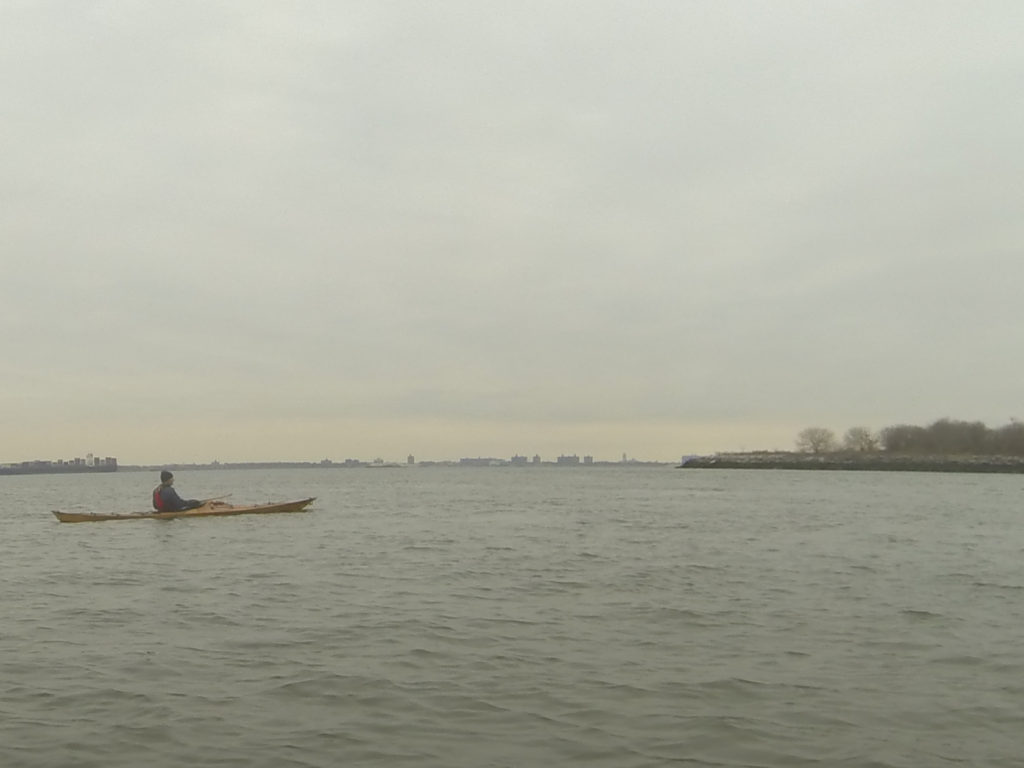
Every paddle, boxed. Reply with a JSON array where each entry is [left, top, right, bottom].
[[201, 494, 232, 503]]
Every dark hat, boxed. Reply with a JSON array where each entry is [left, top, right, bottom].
[[160, 470, 173, 482]]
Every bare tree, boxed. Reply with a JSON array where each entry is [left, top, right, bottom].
[[993, 419, 1024, 456], [880, 424, 926, 453], [843, 426, 878, 452], [880, 418, 1009, 455], [796, 427, 838, 454]]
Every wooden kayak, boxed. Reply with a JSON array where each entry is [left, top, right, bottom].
[[52, 497, 316, 523]]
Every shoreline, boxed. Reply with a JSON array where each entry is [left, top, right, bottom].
[[679, 453, 1024, 474]]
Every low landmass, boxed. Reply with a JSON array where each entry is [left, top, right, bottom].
[[679, 419, 1024, 474], [680, 452, 1024, 473]]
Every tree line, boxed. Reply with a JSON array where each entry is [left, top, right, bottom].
[[796, 419, 1024, 456]]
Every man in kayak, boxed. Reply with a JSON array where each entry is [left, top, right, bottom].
[[152, 471, 204, 512]]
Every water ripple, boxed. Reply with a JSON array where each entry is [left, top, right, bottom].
[[2, 468, 1024, 766]]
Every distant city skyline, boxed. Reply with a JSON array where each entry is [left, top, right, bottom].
[[1, 449, 669, 467]]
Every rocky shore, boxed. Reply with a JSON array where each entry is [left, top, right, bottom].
[[679, 452, 1024, 474]]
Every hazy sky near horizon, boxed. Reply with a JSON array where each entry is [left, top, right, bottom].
[[2, 1, 1022, 464]]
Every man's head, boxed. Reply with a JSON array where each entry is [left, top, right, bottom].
[[160, 470, 173, 484]]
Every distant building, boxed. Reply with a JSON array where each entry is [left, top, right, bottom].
[[583, 455, 593, 465], [532, 454, 541, 464], [407, 455, 415, 465], [343, 459, 361, 467], [510, 455, 528, 466], [556, 454, 580, 466], [460, 457, 503, 467]]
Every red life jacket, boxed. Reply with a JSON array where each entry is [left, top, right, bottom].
[[153, 486, 166, 511]]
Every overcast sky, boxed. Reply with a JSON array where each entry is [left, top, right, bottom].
[[1, 1, 1022, 464]]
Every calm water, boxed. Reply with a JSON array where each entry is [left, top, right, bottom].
[[1, 467, 1022, 767]]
